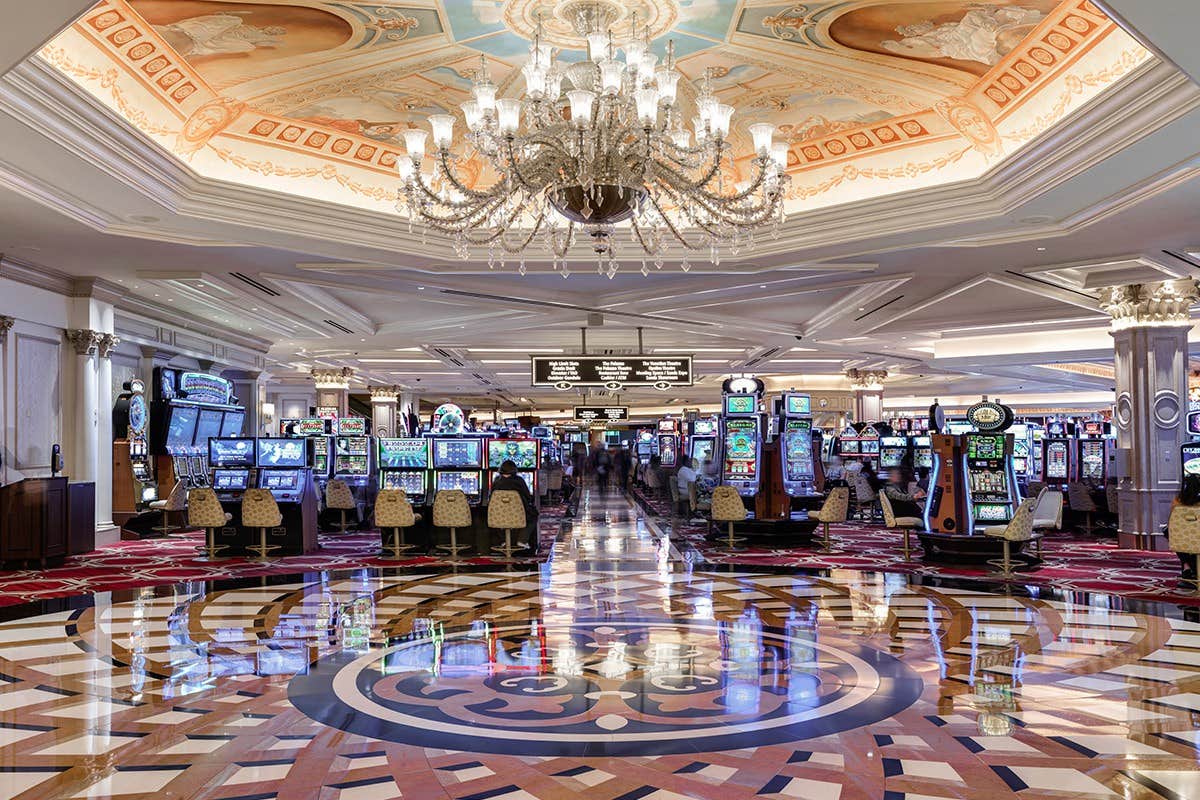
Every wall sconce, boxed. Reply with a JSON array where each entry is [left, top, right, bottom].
[[261, 401, 276, 431]]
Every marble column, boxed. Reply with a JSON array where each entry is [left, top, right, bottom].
[[65, 329, 101, 489], [846, 369, 888, 423], [369, 385, 400, 437], [95, 333, 119, 533], [311, 367, 354, 417], [1100, 279, 1199, 550]]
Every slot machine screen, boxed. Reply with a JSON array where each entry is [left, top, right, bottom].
[[382, 471, 426, 495], [313, 451, 329, 475], [1045, 442, 1068, 478], [1188, 411, 1200, 435], [693, 419, 716, 436], [256, 438, 307, 468], [166, 406, 198, 450], [335, 455, 369, 476], [1184, 444, 1200, 476], [975, 504, 1009, 522], [657, 435, 678, 467], [967, 435, 1003, 461], [336, 417, 367, 436], [219, 410, 245, 437], [379, 438, 430, 469], [724, 395, 756, 415], [1080, 440, 1106, 479], [782, 420, 813, 481], [213, 469, 250, 491], [860, 439, 880, 455], [209, 437, 255, 467], [691, 438, 715, 465], [336, 436, 370, 456], [433, 439, 483, 468], [785, 394, 811, 415], [435, 470, 480, 496], [295, 418, 327, 436], [1083, 421, 1104, 436], [259, 470, 300, 491], [840, 439, 860, 454], [487, 440, 538, 470], [722, 418, 758, 481], [193, 409, 224, 449]]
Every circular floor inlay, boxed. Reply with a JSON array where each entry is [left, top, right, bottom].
[[289, 618, 923, 756]]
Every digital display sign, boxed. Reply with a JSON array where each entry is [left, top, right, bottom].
[[209, 437, 255, 467], [433, 438, 483, 469], [378, 438, 429, 469], [336, 417, 366, 436], [487, 440, 538, 470], [532, 355, 692, 389], [295, 418, 327, 436], [782, 419, 813, 481], [256, 438, 307, 468], [574, 406, 629, 423], [725, 395, 756, 415], [784, 394, 811, 415]]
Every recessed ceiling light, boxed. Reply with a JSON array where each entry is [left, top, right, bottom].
[[417, 286, 425, 290], [1036, 247, 1046, 251]]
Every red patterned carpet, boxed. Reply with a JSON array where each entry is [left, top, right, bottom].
[[0, 516, 566, 607]]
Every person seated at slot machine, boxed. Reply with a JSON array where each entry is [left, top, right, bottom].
[[676, 458, 698, 495], [861, 461, 883, 493], [883, 468, 926, 518], [825, 456, 845, 483], [491, 460, 540, 556], [1169, 474, 1200, 585]]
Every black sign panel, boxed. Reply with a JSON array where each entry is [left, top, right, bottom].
[[574, 406, 630, 423], [532, 356, 693, 390]]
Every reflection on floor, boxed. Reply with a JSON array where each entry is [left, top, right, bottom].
[[0, 491, 1198, 799]]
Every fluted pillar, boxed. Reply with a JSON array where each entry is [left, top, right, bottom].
[[1100, 279, 1199, 549], [846, 369, 888, 423], [95, 333, 119, 532], [369, 385, 400, 437], [65, 329, 101, 487], [311, 367, 354, 417]]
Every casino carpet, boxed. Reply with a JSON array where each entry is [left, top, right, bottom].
[[628, 488, 1200, 606], [0, 510, 566, 607]]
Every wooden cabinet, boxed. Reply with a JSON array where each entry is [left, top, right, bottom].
[[68, 482, 96, 556], [0, 477, 77, 565]]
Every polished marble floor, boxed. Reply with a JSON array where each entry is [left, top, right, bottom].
[[1, 491, 1199, 799]]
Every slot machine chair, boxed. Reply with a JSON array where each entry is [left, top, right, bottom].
[[148, 480, 187, 536], [188, 487, 232, 561], [325, 479, 357, 534], [848, 471, 878, 522], [375, 490, 420, 560], [433, 489, 473, 559], [1167, 505, 1200, 594], [548, 467, 564, 503], [814, 487, 850, 552], [983, 498, 1038, 579], [879, 491, 922, 561], [1066, 482, 1098, 536], [242, 489, 283, 561], [711, 486, 747, 550], [488, 490, 526, 559], [1031, 487, 1061, 555]]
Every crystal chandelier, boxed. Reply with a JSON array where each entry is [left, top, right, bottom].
[[395, 6, 791, 277]]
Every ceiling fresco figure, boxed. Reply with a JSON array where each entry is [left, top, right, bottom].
[[881, 4, 1046, 66], [153, 11, 286, 57]]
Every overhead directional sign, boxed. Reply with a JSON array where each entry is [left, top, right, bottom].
[[574, 406, 629, 423], [532, 355, 693, 390]]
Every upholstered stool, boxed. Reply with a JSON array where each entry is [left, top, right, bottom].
[[879, 491, 922, 561], [710, 485, 747, 550], [433, 489, 473, 559], [148, 480, 187, 535], [375, 489, 420, 560], [814, 486, 850, 552], [1067, 481, 1098, 536], [242, 488, 283, 561], [984, 498, 1038, 578], [325, 479, 357, 534], [1168, 504, 1200, 594], [188, 487, 232, 561], [488, 490, 527, 558]]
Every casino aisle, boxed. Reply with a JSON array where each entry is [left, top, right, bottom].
[[0, 487, 1199, 799]]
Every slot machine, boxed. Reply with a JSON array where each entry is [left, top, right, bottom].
[[1028, 423, 1045, 480], [377, 438, 430, 505], [835, 425, 861, 460], [1041, 420, 1075, 489], [1009, 423, 1031, 481], [486, 438, 540, 495], [858, 425, 881, 464], [430, 436, 485, 503], [720, 377, 764, 497], [688, 418, 718, 468], [961, 432, 1019, 531], [254, 437, 319, 554], [1181, 441, 1200, 481], [1076, 421, 1110, 483], [150, 368, 244, 488], [779, 392, 817, 497], [879, 436, 910, 469], [657, 418, 681, 468], [112, 378, 157, 517], [635, 429, 656, 467], [925, 434, 966, 533]]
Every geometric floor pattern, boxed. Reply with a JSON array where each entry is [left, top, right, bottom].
[[0, 493, 1199, 798]]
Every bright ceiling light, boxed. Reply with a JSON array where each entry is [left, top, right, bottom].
[[468, 347, 562, 353], [358, 358, 439, 363], [478, 359, 528, 364]]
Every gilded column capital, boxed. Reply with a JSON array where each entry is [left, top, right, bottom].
[[96, 333, 120, 359], [0, 316, 13, 343], [311, 367, 355, 389], [845, 368, 888, 392], [66, 328, 102, 356], [369, 384, 401, 403]]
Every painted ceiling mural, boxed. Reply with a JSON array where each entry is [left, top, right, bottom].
[[40, 0, 1149, 229]]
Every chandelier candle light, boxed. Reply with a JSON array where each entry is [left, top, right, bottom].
[[395, 7, 791, 278]]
